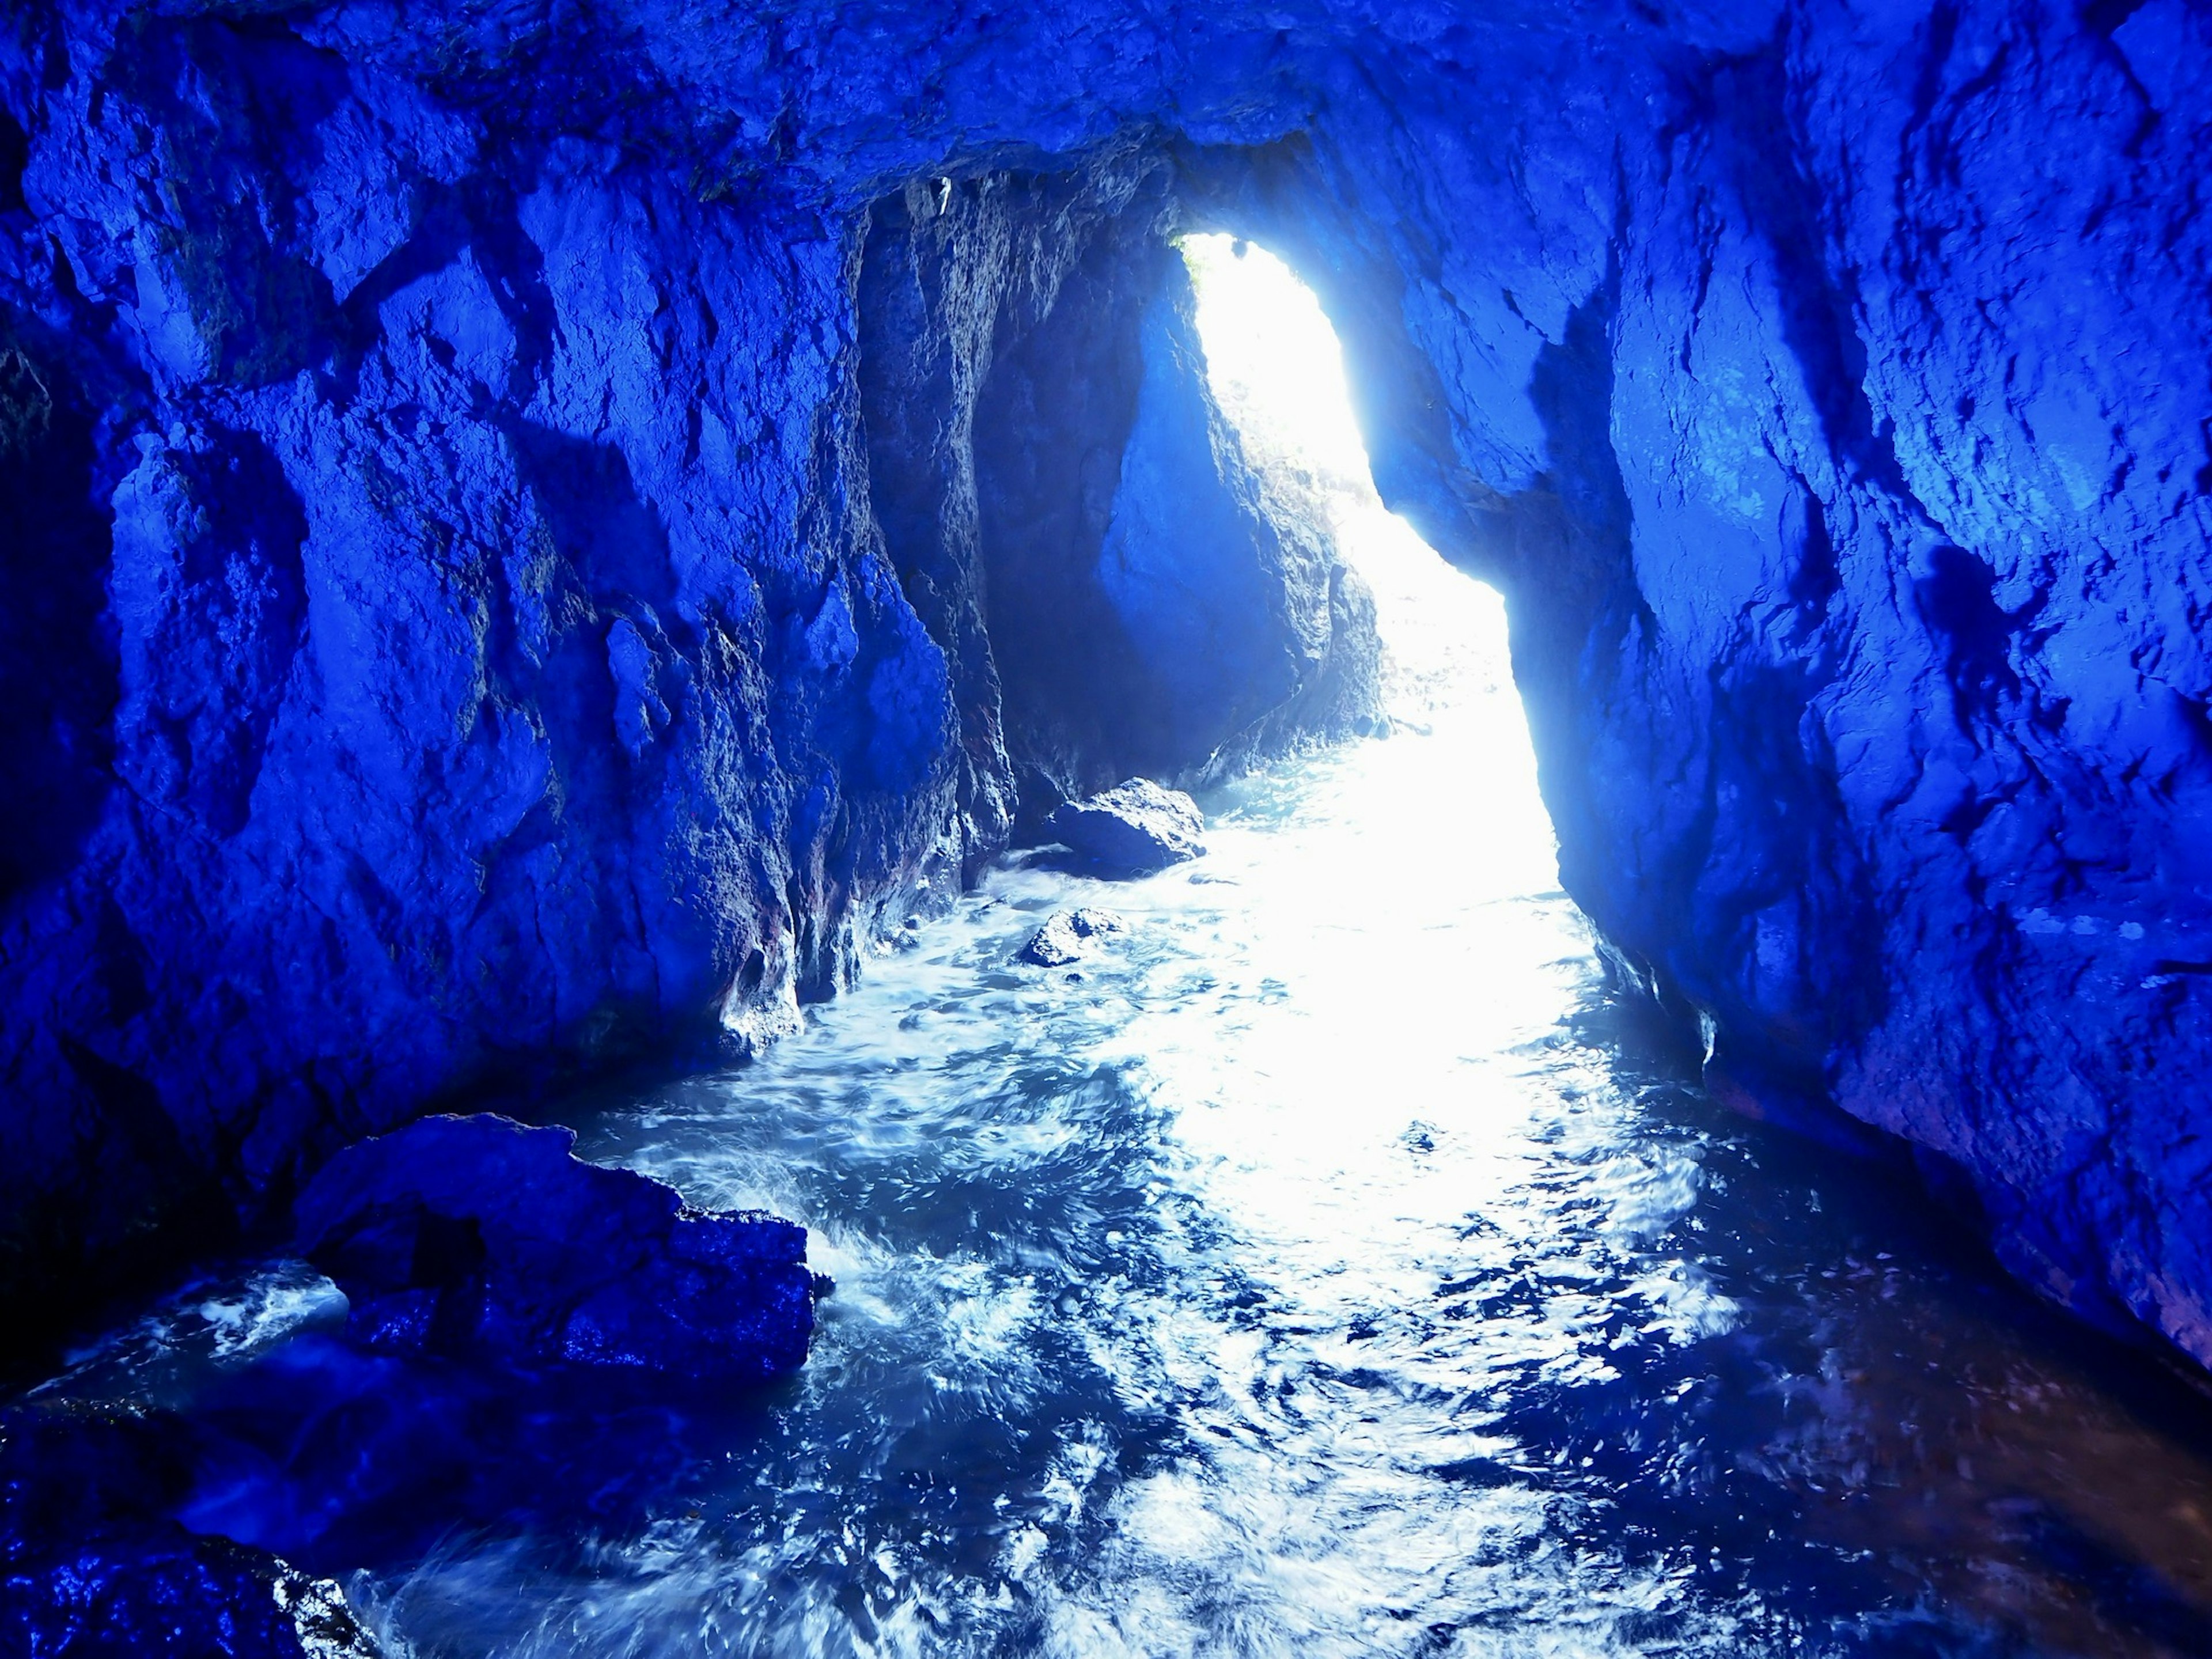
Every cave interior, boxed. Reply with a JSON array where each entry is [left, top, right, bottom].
[[5, 0, 2212, 1648]]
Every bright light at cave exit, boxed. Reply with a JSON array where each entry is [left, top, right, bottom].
[[1179, 233, 1558, 888]]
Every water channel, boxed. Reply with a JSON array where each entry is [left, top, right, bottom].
[[21, 241, 2212, 1659]]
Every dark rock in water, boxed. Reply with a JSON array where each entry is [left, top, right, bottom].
[[293, 1114, 817, 1381], [1018, 908, 1127, 967], [0, 1402, 382, 1658], [1046, 780, 1206, 877]]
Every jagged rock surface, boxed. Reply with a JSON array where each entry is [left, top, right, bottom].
[[294, 1113, 817, 1379], [0, 6, 1376, 1329], [4, 1, 2212, 1370], [1018, 907, 1127, 967], [1046, 779, 1209, 877]]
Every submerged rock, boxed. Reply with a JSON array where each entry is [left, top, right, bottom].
[[0, 1402, 383, 1658], [293, 1114, 818, 1381], [1018, 907, 1127, 967], [1046, 780, 1207, 876]]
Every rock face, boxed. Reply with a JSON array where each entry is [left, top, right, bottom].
[[1046, 779, 1209, 877], [0, 10, 1377, 1330], [3, 2, 2212, 1372], [0, 1402, 384, 1658], [294, 1114, 816, 1380], [1018, 907, 1127, 967]]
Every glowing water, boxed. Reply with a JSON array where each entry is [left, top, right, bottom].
[[371, 574, 1732, 1654], [24, 241, 2212, 1659]]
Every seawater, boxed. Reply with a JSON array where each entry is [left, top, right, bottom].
[[27, 524, 2212, 1658]]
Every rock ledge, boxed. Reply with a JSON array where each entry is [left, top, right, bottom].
[[294, 1114, 819, 1381]]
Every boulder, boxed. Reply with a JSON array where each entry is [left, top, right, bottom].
[[0, 1402, 382, 1658], [1018, 907, 1127, 966], [292, 1114, 819, 1382], [1045, 779, 1206, 876]]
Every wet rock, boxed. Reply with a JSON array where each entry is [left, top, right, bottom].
[[292, 1114, 818, 1382], [0, 1402, 383, 1658], [1018, 907, 1126, 967], [1046, 780, 1207, 877]]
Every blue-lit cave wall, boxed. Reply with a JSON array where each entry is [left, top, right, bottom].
[[0, 3, 1381, 1327], [5, 1, 2212, 1372]]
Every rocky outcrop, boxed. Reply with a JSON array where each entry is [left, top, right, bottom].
[[861, 166, 1381, 846], [294, 1113, 817, 1379], [1046, 779, 1209, 877], [1018, 907, 1127, 967], [4, 2, 2212, 1372]]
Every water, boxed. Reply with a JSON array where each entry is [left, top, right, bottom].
[[26, 507, 2212, 1658]]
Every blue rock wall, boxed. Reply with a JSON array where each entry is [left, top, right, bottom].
[[856, 159, 1374, 845], [0, 3, 1375, 1327], [1184, 1, 2212, 1362], [6, 0, 2212, 1372]]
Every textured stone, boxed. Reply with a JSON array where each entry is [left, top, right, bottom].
[[1018, 907, 1127, 967], [1046, 780, 1209, 877], [293, 1113, 818, 1380], [0, 9, 1375, 1330]]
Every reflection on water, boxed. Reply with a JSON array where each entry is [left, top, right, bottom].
[[28, 514, 2212, 1658]]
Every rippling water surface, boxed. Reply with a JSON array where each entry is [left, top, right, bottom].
[[31, 510, 2212, 1658]]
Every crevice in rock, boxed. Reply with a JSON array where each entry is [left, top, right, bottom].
[[0, 339, 113, 901]]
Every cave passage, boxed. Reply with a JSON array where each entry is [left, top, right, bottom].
[[1176, 229, 1557, 892], [23, 244, 2212, 1657]]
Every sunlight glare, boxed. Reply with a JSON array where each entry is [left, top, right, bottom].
[[1180, 233, 1550, 849]]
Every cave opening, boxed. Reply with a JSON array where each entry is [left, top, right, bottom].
[[1176, 230, 1557, 888]]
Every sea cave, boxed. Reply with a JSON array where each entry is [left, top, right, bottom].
[[6, 3, 2212, 1654]]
